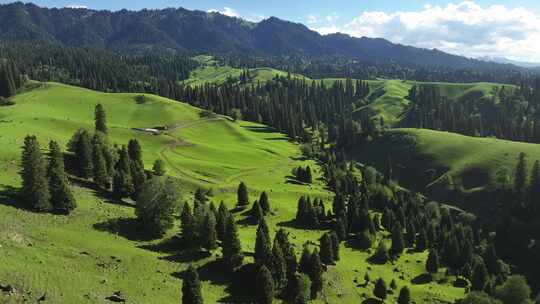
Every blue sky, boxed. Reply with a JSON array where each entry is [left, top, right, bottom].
[[3, 1, 540, 62]]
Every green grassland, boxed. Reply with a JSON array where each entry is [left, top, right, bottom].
[[353, 128, 540, 212], [0, 82, 465, 303]]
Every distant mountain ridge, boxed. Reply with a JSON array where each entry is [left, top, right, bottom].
[[0, 2, 524, 70], [478, 56, 540, 68]]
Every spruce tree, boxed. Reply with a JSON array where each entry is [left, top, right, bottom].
[[251, 200, 264, 224], [182, 265, 203, 304], [426, 249, 440, 274], [270, 237, 287, 292], [305, 166, 313, 184], [296, 196, 307, 224], [373, 278, 388, 302], [92, 135, 110, 190], [127, 139, 143, 166], [391, 222, 405, 256], [152, 159, 167, 176], [255, 218, 271, 265], [472, 258, 489, 291], [308, 249, 323, 299], [75, 129, 93, 179], [529, 160, 540, 213], [216, 201, 228, 241], [398, 286, 411, 304], [319, 233, 334, 265], [255, 265, 275, 304], [222, 213, 243, 271], [181, 204, 196, 247], [236, 182, 249, 208], [20, 135, 52, 211], [94, 103, 108, 134], [112, 146, 134, 198], [259, 191, 270, 215], [202, 213, 218, 250], [514, 152, 527, 199], [47, 141, 76, 214], [329, 232, 340, 261], [298, 245, 312, 274]]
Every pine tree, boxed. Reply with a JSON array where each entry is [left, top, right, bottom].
[[514, 152, 527, 199], [92, 135, 110, 190], [255, 265, 274, 304], [236, 182, 249, 208], [259, 191, 270, 215], [308, 249, 323, 299], [296, 196, 307, 224], [216, 201, 228, 241], [270, 237, 287, 293], [194, 188, 208, 206], [251, 200, 264, 223], [397, 286, 411, 304], [75, 129, 93, 179], [222, 213, 243, 271], [373, 278, 388, 302], [255, 218, 271, 265], [182, 265, 203, 304], [20, 135, 52, 211], [152, 159, 167, 176], [202, 213, 218, 250], [416, 229, 428, 251], [112, 146, 134, 198], [472, 258, 489, 291], [94, 103, 108, 134], [298, 246, 312, 274], [181, 204, 196, 247], [329, 232, 340, 261], [484, 244, 500, 275], [127, 139, 143, 165], [305, 166, 313, 184], [426, 249, 440, 274], [391, 222, 405, 256], [529, 160, 540, 213], [319, 233, 334, 265], [47, 141, 76, 214], [288, 274, 311, 304]]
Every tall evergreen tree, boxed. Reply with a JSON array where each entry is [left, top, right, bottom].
[[47, 141, 76, 214], [112, 146, 134, 198], [308, 249, 323, 299], [255, 218, 272, 265], [298, 245, 312, 275], [426, 249, 440, 274], [222, 213, 243, 271], [202, 213, 218, 250], [74, 129, 93, 179], [319, 233, 334, 265], [182, 265, 203, 304], [216, 201, 229, 241], [94, 103, 108, 134], [514, 152, 528, 200], [373, 278, 388, 302], [270, 237, 287, 293], [181, 204, 196, 247], [251, 200, 264, 223], [397, 286, 411, 304], [255, 265, 275, 304], [529, 160, 540, 212], [391, 222, 405, 256], [236, 182, 249, 208], [472, 258, 489, 291], [92, 134, 110, 190], [259, 191, 270, 215], [329, 232, 340, 262], [20, 135, 52, 211]]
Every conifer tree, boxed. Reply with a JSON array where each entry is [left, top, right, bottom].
[[298, 246, 312, 274], [296, 196, 307, 223], [202, 213, 218, 250], [391, 222, 405, 256], [275, 229, 297, 279], [255, 265, 275, 304], [92, 135, 110, 190], [136, 177, 180, 237], [94, 103, 108, 134], [236, 182, 249, 208], [255, 218, 271, 265], [334, 217, 347, 240], [270, 237, 287, 293], [112, 146, 134, 198], [251, 200, 264, 223], [181, 204, 196, 246], [216, 201, 228, 241], [75, 129, 93, 179], [259, 191, 270, 215], [319, 233, 334, 265], [305, 166, 313, 184], [47, 141, 76, 214], [373, 278, 388, 302], [514, 152, 527, 199], [397, 286, 411, 304], [329, 232, 340, 261], [127, 139, 143, 165], [484, 244, 500, 275], [152, 159, 167, 176], [20, 135, 52, 211], [288, 274, 311, 304], [222, 213, 243, 270], [472, 258, 489, 291], [529, 160, 540, 212], [182, 265, 203, 304], [426, 249, 440, 274], [308, 249, 323, 299], [416, 228, 428, 251], [194, 188, 208, 206]]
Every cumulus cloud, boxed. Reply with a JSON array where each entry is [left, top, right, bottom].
[[312, 1, 540, 62], [66, 5, 88, 9], [307, 12, 341, 35], [208, 7, 240, 18]]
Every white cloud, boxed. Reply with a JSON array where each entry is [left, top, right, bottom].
[[312, 1, 540, 62], [208, 7, 239, 18], [307, 14, 319, 24], [308, 13, 341, 35], [66, 5, 87, 9]]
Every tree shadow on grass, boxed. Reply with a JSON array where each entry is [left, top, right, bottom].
[[242, 126, 277, 134], [362, 298, 382, 304], [411, 273, 433, 285], [93, 217, 155, 241], [162, 250, 213, 264], [0, 185, 24, 210], [67, 175, 133, 208]]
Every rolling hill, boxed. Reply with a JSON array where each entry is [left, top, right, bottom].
[[0, 82, 466, 303]]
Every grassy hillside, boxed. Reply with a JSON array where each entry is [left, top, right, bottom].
[[0, 83, 466, 303], [354, 81, 511, 126], [353, 128, 540, 211]]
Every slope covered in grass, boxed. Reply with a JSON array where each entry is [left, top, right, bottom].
[[353, 128, 540, 211], [0, 83, 465, 303]]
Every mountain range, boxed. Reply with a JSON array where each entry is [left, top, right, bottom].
[[0, 2, 525, 70]]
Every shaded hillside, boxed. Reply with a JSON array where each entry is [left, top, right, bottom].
[[0, 2, 521, 70]]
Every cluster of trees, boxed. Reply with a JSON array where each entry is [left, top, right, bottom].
[[20, 136, 77, 214], [295, 196, 327, 229], [292, 165, 313, 184], [0, 61, 23, 101], [402, 83, 540, 144], [250, 191, 271, 223], [1, 44, 198, 93], [67, 104, 151, 201]]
